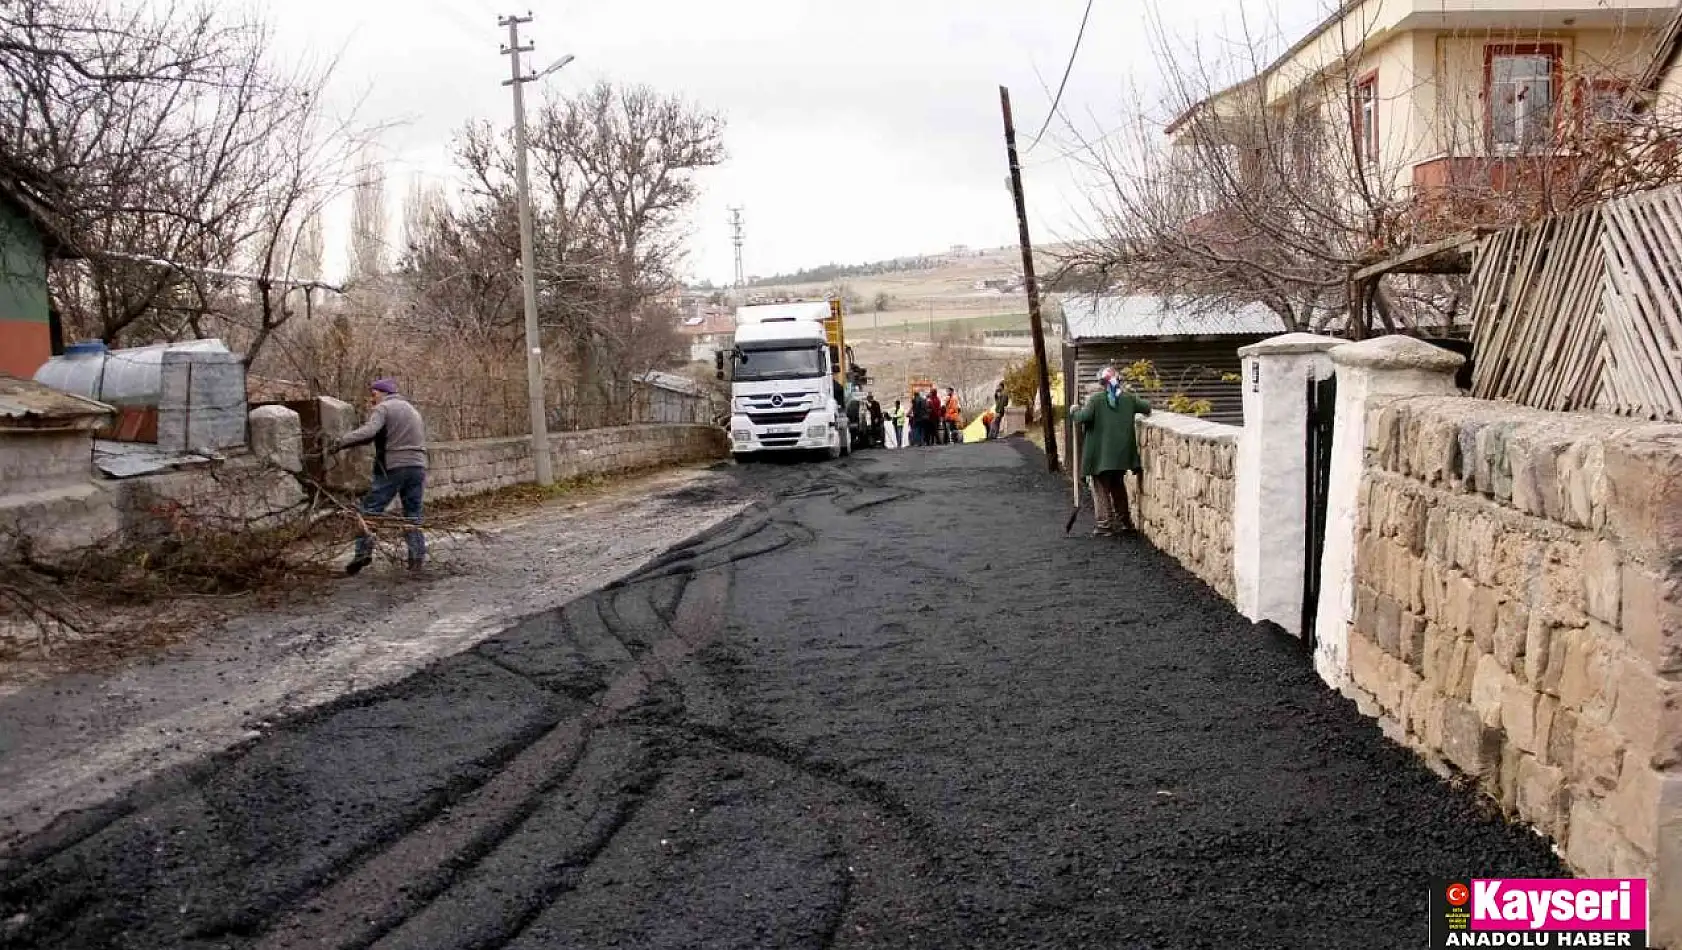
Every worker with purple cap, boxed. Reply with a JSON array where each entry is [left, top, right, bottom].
[[330, 377, 429, 574]]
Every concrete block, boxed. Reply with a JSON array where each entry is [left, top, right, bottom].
[[157, 349, 247, 452], [249, 405, 303, 473]]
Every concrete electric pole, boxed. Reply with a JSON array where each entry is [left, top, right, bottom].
[[500, 13, 573, 486]]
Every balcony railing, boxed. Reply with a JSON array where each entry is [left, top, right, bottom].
[[1408, 155, 1591, 238]]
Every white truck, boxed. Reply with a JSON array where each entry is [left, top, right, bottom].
[[716, 299, 867, 460]]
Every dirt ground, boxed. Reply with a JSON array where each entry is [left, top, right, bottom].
[[0, 463, 754, 851], [0, 441, 1566, 950]]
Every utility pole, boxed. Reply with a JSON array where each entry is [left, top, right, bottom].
[[501, 12, 553, 485], [999, 85, 1059, 473]]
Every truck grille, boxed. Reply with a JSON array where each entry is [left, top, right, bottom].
[[747, 410, 810, 426], [740, 392, 820, 412]]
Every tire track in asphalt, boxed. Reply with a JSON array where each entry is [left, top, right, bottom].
[[251, 567, 731, 950], [0, 454, 936, 950]]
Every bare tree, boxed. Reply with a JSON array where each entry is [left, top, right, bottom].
[[294, 213, 325, 282], [1, 0, 372, 364], [1059, 8, 1682, 334], [348, 151, 388, 281], [394, 81, 723, 428], [550, 82, 724, 411]]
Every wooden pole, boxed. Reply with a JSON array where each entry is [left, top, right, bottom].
[[999, 85, 1060, 472]]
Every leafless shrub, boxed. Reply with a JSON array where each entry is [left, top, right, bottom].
[[1056, 7, 1682, 334], [1, 0, 376, 364]]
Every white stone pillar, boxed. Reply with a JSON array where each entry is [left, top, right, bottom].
[[1233, 333, 1345, 634], [1313, 336, 1463, 689]]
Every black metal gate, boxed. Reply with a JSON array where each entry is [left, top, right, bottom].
[[1301, 374, 1337, 650]]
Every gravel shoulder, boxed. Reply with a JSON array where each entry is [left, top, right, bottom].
[[0, 462, 753, 851]]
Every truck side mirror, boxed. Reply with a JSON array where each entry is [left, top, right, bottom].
[[714, 349, 724, 380], [827, 344, 840, 372]]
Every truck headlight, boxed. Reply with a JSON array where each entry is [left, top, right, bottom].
[[732, 430, 750, 443], [806, 425, 827, 438]]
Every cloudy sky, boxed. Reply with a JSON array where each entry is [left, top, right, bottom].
[[240, 0, 1325, 284]]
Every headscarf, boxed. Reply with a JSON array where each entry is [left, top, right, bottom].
[[371, 377, 399, 395], [1098, 366, 1122, 408]]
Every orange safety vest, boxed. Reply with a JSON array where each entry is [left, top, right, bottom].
[[944, 397, 960, 421]]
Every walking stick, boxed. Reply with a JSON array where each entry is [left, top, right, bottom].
[[1064, 417, 1083, 534]]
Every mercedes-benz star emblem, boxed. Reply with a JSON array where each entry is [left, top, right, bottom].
[[770, 393, 784, 407]]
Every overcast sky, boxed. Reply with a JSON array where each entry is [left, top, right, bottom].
[[239, 0, 1325, 284]]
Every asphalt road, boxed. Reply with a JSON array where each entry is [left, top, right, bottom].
[[0, 441, 1564, 949]]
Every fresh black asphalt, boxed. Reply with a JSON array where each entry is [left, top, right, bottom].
[[0, 440, 1565, 949]]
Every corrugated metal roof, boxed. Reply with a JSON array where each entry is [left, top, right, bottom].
[[93, 441, 216, 478], [1059, 295, 1286, 342], [0, 374, 115, 428], [633, 371, 702, 395]]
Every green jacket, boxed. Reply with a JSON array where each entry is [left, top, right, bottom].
[[1070, 390, 1152, 477]]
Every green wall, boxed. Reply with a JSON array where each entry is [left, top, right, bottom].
[[0, 200, 49, 325]]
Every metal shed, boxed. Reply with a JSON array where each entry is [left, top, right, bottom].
[[1058, 295, 1286, 427]]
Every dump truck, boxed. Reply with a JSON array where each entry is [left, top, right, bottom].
[[716, 298, 868, 460]]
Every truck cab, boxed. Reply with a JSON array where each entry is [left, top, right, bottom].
[[720, 302, 854, 459]]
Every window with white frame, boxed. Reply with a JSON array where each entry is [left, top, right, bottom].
[[1353, 74, 1379, 166], [1488, 46, 1559, 150]]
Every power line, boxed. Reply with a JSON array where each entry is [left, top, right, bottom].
[[1025, 0, 1095, 154]]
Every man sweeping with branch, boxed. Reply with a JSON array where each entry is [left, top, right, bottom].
[[330, 378, 429, 574], [1069, 365, 1151, 537]]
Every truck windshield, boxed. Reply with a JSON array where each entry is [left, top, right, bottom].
[[732, 346, 825, 381]]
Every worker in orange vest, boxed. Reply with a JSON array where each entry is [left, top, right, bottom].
[[942, 388, 962, 444]]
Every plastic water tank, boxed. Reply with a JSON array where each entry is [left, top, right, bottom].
[[34, 338, 232, 406]]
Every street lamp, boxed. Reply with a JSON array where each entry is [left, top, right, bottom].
[[501, 16, 574, 485], [534, 53, 574, 81]]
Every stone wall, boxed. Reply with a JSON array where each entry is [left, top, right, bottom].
[[1348, 395, 1681, 941], [426, 424, 728, 501], [1135, 412, 1239, 601], [0, 430, 120, 561]]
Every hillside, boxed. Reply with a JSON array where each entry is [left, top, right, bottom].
[[734, 243, 1075, 341]]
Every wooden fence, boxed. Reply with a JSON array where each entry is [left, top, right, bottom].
[[1600, 187, 1682, 419], [1466, 183, 1682, 421]]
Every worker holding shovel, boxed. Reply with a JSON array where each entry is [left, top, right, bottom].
[[1069, 365, 1151, 537]]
